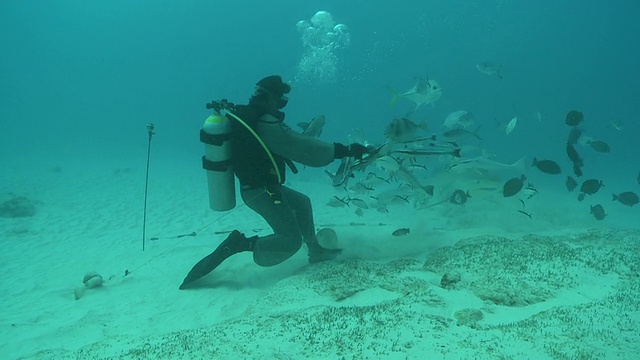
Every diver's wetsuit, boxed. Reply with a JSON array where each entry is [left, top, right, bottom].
[[232, 104, 336, 266], [179, 75, 364, 289]]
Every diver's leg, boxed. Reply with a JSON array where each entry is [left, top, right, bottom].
[[279, 186, 342, 263], [279, 186, 315, 240], [179, 230, 255, 289], [241, 186, 303, 267]]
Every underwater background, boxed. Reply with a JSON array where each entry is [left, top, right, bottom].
[[1, 1, 639, 359], [2, 0, 639, 177]]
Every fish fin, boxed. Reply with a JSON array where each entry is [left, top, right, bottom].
[[513, 157, 527, 173], [473, 124, 483, 140], [418, 118, 429, 131], [386, 86, 399, 106], [324, 169, 336, 179]]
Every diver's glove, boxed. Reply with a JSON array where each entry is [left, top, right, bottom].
[[333, 143, 370, 160]]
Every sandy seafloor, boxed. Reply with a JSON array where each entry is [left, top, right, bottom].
[[1, 154, 639, 360]]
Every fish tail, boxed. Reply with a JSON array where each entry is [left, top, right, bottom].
[[497, 66, 503, 79], [612, 194, 617, 201], [513, 157, 527, 172], [473, 124, 483, 140], [386, 86, 399, 106], [452, 148, 462, 158]]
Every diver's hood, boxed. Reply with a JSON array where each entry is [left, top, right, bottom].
[[249, 75, 291, 121], [256, 75, 291, 97]]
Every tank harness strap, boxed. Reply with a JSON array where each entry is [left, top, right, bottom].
[[284, 158, 298, 174], [200, 129, 233, 172], [200, 129, 232, 146], [202, 156, 232, 172]]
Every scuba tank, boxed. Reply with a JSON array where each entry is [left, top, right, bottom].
[[200, 111, 235, 211]]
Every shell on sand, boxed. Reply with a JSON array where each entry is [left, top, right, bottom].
[[84, 276, 104, 289], [75, 271, 104, 300], [83, 271, 101, 284], [317, 228, 339, 249], [74, 286, 87, 300]]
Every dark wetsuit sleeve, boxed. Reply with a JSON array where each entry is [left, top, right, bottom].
[[256, 115, 336, 167]]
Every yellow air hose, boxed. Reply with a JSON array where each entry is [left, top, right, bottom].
[[224, 110, 282, 184]]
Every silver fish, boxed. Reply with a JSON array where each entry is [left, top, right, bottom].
[[390, 164, 435, 197], [608, 120, 623, 131], [476, 62, 503, 79], [388, 77, 443, 110], [374, 155, 401, 173], [327, 196, 349, 208], [505, 116, 518, 135], [326, 157, 354, 187], [393, 148, 461, 158], [443, 110, 474, 129], [384, 117, 428, 142], [297, 115, 325, 137], [348, 197, 369, 209], [447, 156, 526, 174]]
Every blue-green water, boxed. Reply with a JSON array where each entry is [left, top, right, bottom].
[[1, 1, 639, 359]]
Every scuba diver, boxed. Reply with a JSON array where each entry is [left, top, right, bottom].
[[179, 75, 370, 289]]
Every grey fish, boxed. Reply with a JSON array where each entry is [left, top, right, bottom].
[[388, 77, 443, 110], [566, 143, 583, 167], [580, 179, 604, 195], [565, 110, 584, 126], [567, 127, 582, 145], [297, 115, 325, 137], [450, 190, 471, 205], [590, 204, 606, 220], [566, 176, 578, 192], [517, 210, 532, 219], [393, 148, 461, 158], [348, 197, 369, 209], [612, 192, 639, 207], [476, 62, 503, 79], [503, 175, 526, 197], [392, 228, 410, 237], [385, 160, 436, 197], [384, 117, 428, 142], [587, 140, 611, 153], [532, 158, 561, 175], [442, 127, 481, 141], [573, 163, 583, 177]]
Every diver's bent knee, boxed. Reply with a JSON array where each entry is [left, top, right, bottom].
[[253, 236, 303, 267]]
